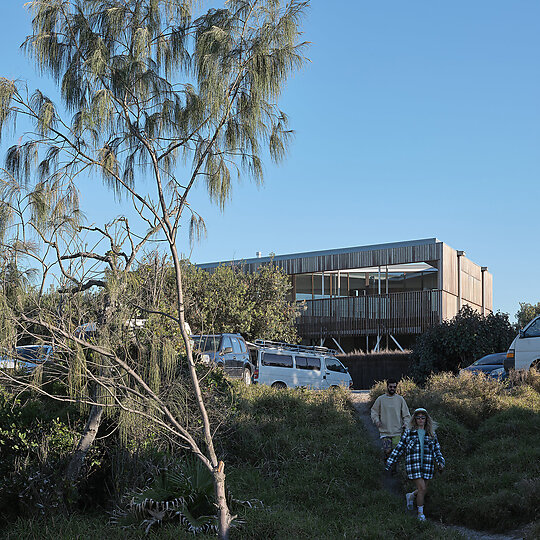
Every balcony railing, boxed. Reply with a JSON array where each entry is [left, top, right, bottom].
[[296, 290, 441, 338]]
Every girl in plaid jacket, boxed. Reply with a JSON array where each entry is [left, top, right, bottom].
[[385, 407, 445, 521]]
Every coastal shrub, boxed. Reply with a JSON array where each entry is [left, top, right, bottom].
[[0, 388, 85, 520], [1, 383, 461, 539], [410, 306, 515, 382]]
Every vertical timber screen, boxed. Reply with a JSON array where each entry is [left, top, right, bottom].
[[297, 290, 441, 340]]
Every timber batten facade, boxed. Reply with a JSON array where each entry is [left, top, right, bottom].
[[297, 290, 441, 339], [198, 238, 492, 351]]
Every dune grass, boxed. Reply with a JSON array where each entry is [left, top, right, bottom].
[[7, 371, 538, 538], [219, 385, 462, 539], [370, 370, 540, 534], [2, 385, 464, 540]]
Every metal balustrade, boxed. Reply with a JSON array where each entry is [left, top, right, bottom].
[[296, 290, 441, 338]]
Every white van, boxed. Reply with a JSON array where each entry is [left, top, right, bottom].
[[505, 315, 540, 371], [250, 340, 353, 390]]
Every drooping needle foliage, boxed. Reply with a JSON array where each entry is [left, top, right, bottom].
[[0, 2, 309, 537]]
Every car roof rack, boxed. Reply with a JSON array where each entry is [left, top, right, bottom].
[[253, 339, 337, 355]]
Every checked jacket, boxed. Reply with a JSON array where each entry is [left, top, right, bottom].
[[385, 429, 445, 480]]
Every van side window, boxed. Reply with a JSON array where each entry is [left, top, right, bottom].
[[296, 355, 321, 370], [262, 352, 293, 368], [524, 319, 540, 338], [324, 357, 346, 373]]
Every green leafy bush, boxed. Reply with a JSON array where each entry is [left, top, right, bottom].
[[0, 387, 84, 520], [515, 301, 540, 328], [411, 306, 515, 382], [135, 258, 299, 342]]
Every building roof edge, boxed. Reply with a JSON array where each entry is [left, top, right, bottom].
[[197, 238, 442, 269]]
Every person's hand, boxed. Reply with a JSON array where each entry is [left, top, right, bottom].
[[375, 420, 382, 428]]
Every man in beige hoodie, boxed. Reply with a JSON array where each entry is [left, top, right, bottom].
[[370, 378, 411, 465]]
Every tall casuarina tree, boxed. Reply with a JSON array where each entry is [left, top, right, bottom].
[[0, 1, 309, 537]]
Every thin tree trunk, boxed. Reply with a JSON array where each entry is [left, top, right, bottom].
[[169, 244, 232, 540], [65, 289, 118, 483], [65, 403, 103, 482], [145, 131, 233, 538], [214, 462, 232, 540]]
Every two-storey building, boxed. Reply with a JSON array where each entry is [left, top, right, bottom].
[[198, 238, 492, 352]]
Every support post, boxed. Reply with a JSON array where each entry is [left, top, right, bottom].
[[390, 334, 404, 352], [481, 266, 487, 315], [457, 250, 465, 312], [331, 337, 345, 354], [377, 266, 381, 353]]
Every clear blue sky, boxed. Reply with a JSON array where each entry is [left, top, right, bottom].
[[1, 1, 539, 320]]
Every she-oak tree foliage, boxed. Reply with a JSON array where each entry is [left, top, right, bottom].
[[0, 1, 309, 537]]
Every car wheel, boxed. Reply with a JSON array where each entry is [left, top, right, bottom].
[[271, 381, 287, 389], [242, 368, 252, 385], [531, 359, 540, 370]]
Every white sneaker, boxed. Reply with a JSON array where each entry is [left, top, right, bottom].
[[417, 513, 426, 522], [405, 492, 415, 510]]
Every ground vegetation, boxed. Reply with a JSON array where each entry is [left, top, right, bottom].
[[370, 370, 540, 534], [1, 383, 463, 539]]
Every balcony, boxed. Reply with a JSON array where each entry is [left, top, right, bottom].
[[296, 290, 441, 339]]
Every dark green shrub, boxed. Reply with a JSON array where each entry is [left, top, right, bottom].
[[411, 306, 515, 382], [0, 388, 85, 520]]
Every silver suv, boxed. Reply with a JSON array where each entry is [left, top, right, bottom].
[[191, 333, 253, 384]]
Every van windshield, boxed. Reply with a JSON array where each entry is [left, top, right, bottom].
[[192, 336, 221, 353], [524, 318, 540, 338]]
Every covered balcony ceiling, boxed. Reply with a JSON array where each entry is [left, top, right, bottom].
[[304, 263, 437, 275]]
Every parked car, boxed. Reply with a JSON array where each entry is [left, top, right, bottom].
[[0, 345, 53, 370], [191, 333, 253, 384], [461, 352, 506, 376], [505, 315, 540, 372], [250, 340, 353, 390]]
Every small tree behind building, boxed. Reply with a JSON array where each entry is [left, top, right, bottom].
[[515, 302, 540, 329]]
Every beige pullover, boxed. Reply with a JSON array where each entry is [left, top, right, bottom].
[[370, 393, 411, 438]]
